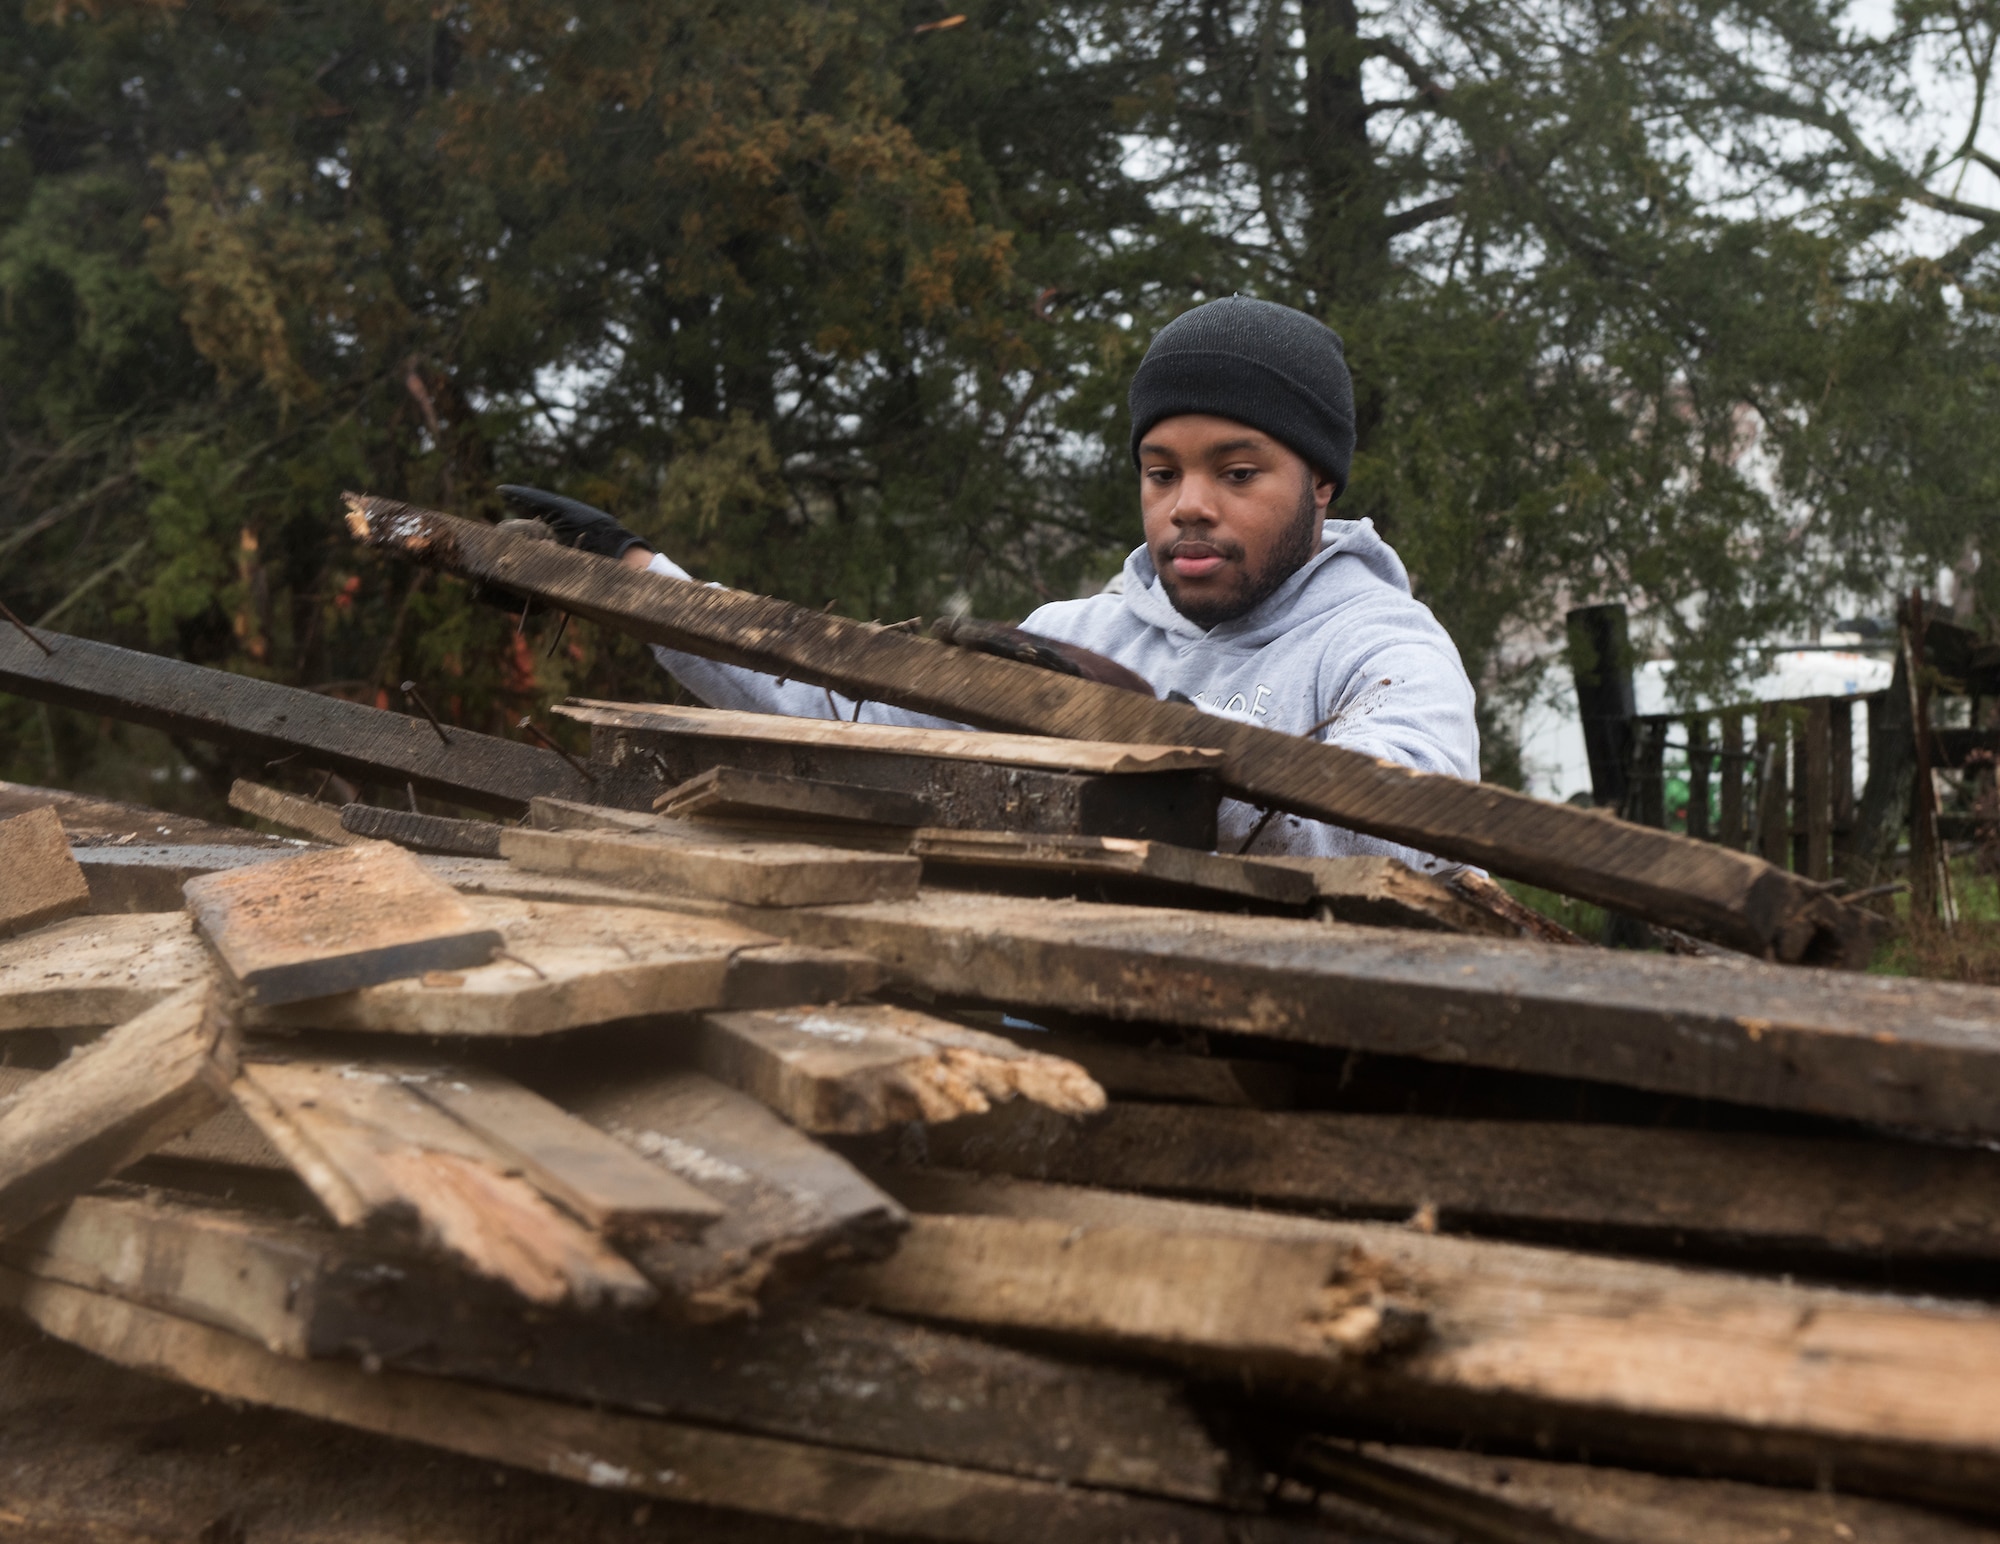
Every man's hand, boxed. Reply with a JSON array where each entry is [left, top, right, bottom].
[[498, 485, 653, 562]]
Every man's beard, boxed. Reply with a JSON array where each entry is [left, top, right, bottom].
[[1156, 476, 1321, 630]]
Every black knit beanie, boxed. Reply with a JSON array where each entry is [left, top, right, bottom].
[[1128, 297, 1356, 496]]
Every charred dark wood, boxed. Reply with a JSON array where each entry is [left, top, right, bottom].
[[575, 709, 1221, 848], [339, 803, 505, 857], [0, 629, 590, 816]]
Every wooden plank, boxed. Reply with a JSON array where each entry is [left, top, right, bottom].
[[1283, 1440, 1611, 1544], [1629, 718, 1666, 827], [694, 1003, 1104, 1134], [732, 890, 2000, 1136], [0, 777, 286, 847], [0, 912, 210, 1031], [0, 1270, 1324, 1544], [857, 1169, 2000, 1508], [344, 501, 1869, 963], [500, 822, 921, 907], [411, 1061, 725, 1242], [339, 801, 504, 855], [1831, 696, 1857, 833], [1719, 713, 1746, 848], [656, 765, 928, 826], [912, 827, 1316, 906], [0, 805, 91, 938], [75, 841, 299, 913], [420, 854, 746, 915], [529, 796, 1314, 910], [0, 1313, 854, 1544], [226, 777, 360, 846], [539, 1064, 907, 1319], [0, 983, 236, 1237], [916, 1101, 2000, 1262], [248, 895, 865, 1038], [4, 1189, 1243, 1503], [579, 713, 1223, 847], [1361, 1444, 2000, 1544], [1685, 717, 1710, 840], [565, 699, 1227, 775], [0, 1063, 287, 1171], [1448, 867, 1591, 944], [233, 1051, 656, 1308], [185, 841, 504, 1006], [1262, 853, 1517, 935], [0, 626, 592, 816], [1757, 706, 1789, 867], [1806, 699, 1834, 881]]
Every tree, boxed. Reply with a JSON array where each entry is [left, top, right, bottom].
[[2, 0, 1996, 803]]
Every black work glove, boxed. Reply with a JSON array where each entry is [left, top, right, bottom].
[[498, 485, 649, 560]]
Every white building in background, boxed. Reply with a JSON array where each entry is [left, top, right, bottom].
[[1516, 646, 1896, 807]]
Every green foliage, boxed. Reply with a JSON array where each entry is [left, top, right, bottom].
[[3, 0, 1999, 809]]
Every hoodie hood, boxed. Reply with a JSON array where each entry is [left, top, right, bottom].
[[1120, 518, 1412, 647]]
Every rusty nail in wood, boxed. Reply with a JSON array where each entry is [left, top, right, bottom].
[[517, 715, 595, 783], [407, 781, 420, 813], [400, 680, 453, 745], [0, 600, 54, 657], [491, 945, 549, 980], [311, 769, 334, 803], [545, 612, 571, 659]]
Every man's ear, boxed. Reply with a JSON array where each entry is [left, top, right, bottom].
[[1314, 470, 1337, 514]]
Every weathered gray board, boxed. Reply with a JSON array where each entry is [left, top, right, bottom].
[[715, 890, 2000, 1138]]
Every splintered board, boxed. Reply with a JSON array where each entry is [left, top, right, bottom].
[[0, 912, 211, 1030], [655, 766, 929, 827], [537, 1064, 909, 1320], [253, 896, 879, 1037], [346, 501, 1871, 963], [694, 1003, 1105, 1134], [500, 822, 921, 907], [1263, 854, 1518, 936], [0, 806, 91, 939], [748, 891, 2000, 1138], [185, 841, 504, 1005], [0, 983, 236, 1238], [233, 1051, 659, 1308], [861, 1169, 2000, 1510]]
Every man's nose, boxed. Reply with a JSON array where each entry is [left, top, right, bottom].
[[1171, 474, 1220, 525]]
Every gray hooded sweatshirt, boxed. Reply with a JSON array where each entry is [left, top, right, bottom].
[[646, 518, 1479, 866]]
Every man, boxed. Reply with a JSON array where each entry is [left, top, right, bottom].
[[505, 296, 1478, 863]]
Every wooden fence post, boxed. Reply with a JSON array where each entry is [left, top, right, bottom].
[[1757, 707, 1790, 869], [1805, 699, 1833, 882], [1686, 718, 1711, 840], [1719, 713, 1746, 849]]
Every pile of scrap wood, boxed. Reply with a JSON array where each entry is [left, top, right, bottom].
[[1, 515, 1999, 1541]]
